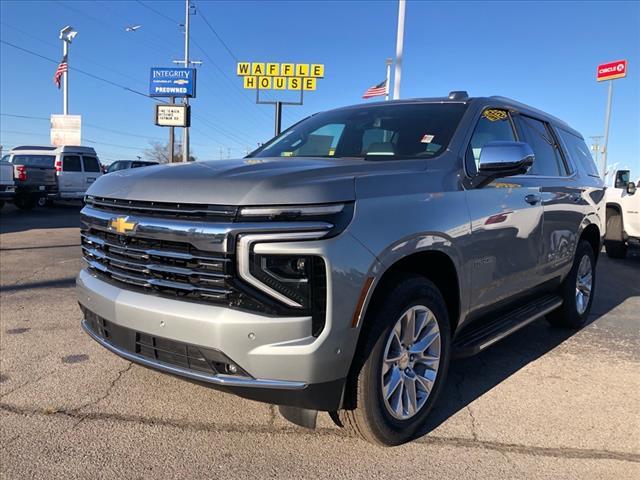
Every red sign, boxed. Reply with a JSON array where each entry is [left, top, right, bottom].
[[597, 60, 627, 82]]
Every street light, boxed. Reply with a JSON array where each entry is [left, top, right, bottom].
[[59, 26, 77, 115]]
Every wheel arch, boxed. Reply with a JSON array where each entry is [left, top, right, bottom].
[[362, 248, 462, 334]]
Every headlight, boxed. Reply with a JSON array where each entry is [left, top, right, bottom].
[[249, 254, 320, 308]]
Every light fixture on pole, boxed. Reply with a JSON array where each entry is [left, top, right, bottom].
[[59, 26, 77, 115]]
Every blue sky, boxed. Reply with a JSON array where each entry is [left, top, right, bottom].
[[1, 0, 638, 174]]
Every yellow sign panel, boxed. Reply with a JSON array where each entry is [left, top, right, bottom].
[[244, 76, 257, 89], [303, 78, 316, 91], [281, 63, 294, 77], [237, 62, 325, 90], [251, 63, 265, 76], [288, 77, 302, 90], [258, 77, 272, 89]]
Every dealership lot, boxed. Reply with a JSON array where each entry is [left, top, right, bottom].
[[1, 204, 638, 479]]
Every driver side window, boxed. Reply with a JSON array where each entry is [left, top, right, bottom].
[[466, 109, 516, 175]]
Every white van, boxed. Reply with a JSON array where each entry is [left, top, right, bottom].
[[9, 146, 103, 200]]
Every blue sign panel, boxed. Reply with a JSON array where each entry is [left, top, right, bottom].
[[149, 67, 196, 98]]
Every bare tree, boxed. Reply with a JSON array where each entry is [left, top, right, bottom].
[[143, 141, 196, 163]]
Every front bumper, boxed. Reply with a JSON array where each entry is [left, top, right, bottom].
[[77, 224, 375, 409]]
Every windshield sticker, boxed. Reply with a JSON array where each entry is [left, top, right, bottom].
[[420, 134, 435, 144], [483, 109, 508, 122]]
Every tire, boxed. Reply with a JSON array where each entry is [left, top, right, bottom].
[[338, 275, 451, 446], [605, 211, 627, 259], [14, 194, 37, 210], [547, 240, 596, 329], [37, 197, 47, 208]]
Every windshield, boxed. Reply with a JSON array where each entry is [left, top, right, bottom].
[[11, 154, 55, 168], [107, 161, 129, 173], [250, 103, 467, 160]]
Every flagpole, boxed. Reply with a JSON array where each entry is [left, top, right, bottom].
[[62, 35, 68, 114], [393, 0, 406, 100], [385, 58, 392, 101]]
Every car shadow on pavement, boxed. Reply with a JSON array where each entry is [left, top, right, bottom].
[[417, 252, 640, 439], [419, 320, 575, 437], [0, 202, 82, 235]]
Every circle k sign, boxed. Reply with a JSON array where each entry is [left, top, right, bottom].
[[597, 60, 627, 82]]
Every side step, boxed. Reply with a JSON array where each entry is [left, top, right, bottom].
[[453, 294, 563, 358]]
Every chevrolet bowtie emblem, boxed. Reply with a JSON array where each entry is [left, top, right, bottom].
[[109, 217, 136, 234]]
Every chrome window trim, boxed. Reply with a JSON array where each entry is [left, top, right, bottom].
[[236, 231, 330, 308]]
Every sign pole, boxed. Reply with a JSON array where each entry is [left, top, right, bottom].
[[168, 97, 175, 163], [182, 0, 190, 162], [602, 79, 613, 177], [393, 0, 406, 100], [274, 101, 283, 136]]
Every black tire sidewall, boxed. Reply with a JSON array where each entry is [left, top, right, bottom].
[[359, 276, 451, 445], [554, 241, 596, 328]]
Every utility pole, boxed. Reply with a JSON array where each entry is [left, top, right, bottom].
[[589, 135, 603, 175], [182, 0, 190, 162], [59, 26, 77, 115], [393, 0, 406, 100], [172, 1, 201, 162]]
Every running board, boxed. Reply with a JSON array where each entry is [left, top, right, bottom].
[[453, 294, 563, 358]]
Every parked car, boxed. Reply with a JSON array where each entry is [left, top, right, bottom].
[[8, 145, 103, 204], [7, 146, 58, 209], [0, 158, 16, 209], [77, 92, 605, 445], [106, 160, 159, 174], [605, 169, 639, 258]]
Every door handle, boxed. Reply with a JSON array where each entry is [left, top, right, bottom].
[[524, 194, 541, 205]]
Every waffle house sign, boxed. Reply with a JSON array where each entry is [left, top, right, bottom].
[[237, 62, 325, 90]]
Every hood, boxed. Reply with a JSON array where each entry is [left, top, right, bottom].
[[88, 157, 424, 206]]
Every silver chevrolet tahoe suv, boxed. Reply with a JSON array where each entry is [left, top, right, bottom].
[[77, 92, 605, 445]]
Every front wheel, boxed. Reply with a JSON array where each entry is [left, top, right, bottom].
[[547, 240, 596, 329], [338, 275, 451, 445]]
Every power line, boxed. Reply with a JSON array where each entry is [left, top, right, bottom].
[[135, 0, 180, 25], [0, 40, 164, 103], [195, 3, 239, 63]]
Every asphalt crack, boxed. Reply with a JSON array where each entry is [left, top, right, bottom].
[[1, 402, 638, 463]]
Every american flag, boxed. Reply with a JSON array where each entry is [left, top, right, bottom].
[[53, 55, 68, 89], [362, 79, 388, 99]]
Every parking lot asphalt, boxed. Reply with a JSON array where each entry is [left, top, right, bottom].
[[1, 203, 639, 479]]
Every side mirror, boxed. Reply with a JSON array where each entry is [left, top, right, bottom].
[[627, 181, 637, 195], [475, 141, 534, 186], [615, 170, 630, 189]]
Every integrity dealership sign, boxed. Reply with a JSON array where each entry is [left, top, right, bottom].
[[149, 67, 196, 97], [596, 60, 627, 82]]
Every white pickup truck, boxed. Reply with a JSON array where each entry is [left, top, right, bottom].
[[0, 157, 16, 209], [605, 169, 639, 258]]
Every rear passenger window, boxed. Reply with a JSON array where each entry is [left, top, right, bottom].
[[466, 109, 516, 174], [63, 155, 81, 172], [519, 116, 566, 176], [557, 130, 599, 177], [83, 156, 101, 172]]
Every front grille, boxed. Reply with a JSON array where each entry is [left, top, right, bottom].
[[82, 307, 249, 377], [85, 196, 239, 221], [81, 229, 233, 303]]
